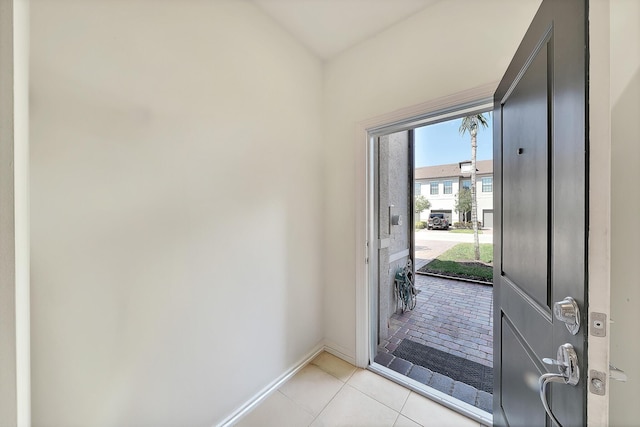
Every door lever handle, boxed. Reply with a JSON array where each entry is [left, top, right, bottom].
[[542, 357, 565, 367], [539, 373, 566, 427], [539, 343, 580, 427]]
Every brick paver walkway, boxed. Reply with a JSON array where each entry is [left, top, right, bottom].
[[375, 273, 494, 412]]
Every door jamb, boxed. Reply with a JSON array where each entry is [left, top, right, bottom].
[[586, 2, 611, 424], [0, 1, 31, 425]]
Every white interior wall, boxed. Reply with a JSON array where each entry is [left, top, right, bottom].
[[609, 0, 640, 425], [322, 0, 542, 358], [29, 1, 324, 425], [26, 0, 639, 424]]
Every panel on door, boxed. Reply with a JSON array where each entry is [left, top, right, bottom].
[[493, 1, 588, 426]]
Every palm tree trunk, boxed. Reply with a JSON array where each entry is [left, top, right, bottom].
[[471, 132, 480, 261]]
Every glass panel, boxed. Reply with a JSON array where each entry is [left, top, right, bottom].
[[414, 182, 422, 195], [430, 182, 438, 195], [482, 177, 493, 192]]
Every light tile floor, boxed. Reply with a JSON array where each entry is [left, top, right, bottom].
[[234, 352, 485, 427]]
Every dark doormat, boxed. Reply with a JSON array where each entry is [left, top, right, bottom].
[[392, 339, 493, 394]]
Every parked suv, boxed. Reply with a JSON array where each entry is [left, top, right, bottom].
[[427, 213, 449, 230]]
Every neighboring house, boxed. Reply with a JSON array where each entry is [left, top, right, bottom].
[[415, 160, 494, 228]]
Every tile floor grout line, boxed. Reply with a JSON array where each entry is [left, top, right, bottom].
[[347, 370, 412, 415], [340, 382, 408, 425], [399, 390, 411, 414], [279, 361, 352, 425], [306, 373, 350, 426], [311, 357, 358, 383], [391, 411, 401, 427], [274, 389, 317, 422], [400, 393, 428, 427], [312, 368, 410, 426]]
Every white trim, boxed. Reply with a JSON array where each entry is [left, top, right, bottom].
[[218, 340, 354, 426], [0, 1, 18, 423], [389, 249, 410, 264], [217, 341, 326, 427], [323, 340, 356, 366], [587, 2, 611, 425], [354, 83, 497, 368], [0, 2, 30, 426], [368, 363, 492, 426], [14, 1, 30, 425]]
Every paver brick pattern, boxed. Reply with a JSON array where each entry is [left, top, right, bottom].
[[381, 274, 493, 367], [376, 273, 494, 412]]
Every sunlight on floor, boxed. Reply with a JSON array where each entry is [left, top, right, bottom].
[[234, 352, 487, 427]]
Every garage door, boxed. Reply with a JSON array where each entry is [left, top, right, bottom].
[[483, 209, 493, 228]]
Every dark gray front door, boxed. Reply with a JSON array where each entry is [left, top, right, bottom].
[[493, 1, 588, 426]]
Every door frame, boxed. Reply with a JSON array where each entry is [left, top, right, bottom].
[[354, 84, 495, 424], [0, 1, 31, 425], [586, 1, 611, 424], [354, 56, 612, 424], [355, 83, 496, 370]]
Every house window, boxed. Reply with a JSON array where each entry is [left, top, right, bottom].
[[443, 181, 452, 194], [414, 182, 422, 195], [482, 177, 493, 192], [430, 182, 438, 195], [462, 180, 471, 190]]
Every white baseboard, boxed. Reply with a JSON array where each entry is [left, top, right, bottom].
[[216, 342, 326, 427], [323, 340, 356, 366]]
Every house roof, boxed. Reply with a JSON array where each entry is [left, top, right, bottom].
[[415, 159, 493, 180]]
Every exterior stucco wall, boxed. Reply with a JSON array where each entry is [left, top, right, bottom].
[[378, 132, 411, 341]]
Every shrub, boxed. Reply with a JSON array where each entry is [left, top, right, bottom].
[[415, 221, 427, 229], [453, 221, 483, 229]]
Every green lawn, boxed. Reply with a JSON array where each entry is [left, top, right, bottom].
[[419, 243, 493, 283], [448, 229, 483, 234], [437, 243, 493, 263]]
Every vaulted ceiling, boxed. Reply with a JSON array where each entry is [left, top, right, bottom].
[[250, 0, 440, 60]]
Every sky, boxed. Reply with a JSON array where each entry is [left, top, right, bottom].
[[414, 114, 493, 167]]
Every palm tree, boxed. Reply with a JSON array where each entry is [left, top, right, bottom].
[[459, 113, 489, 261]]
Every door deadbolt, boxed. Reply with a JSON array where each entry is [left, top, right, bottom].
[[554, 296, 580, 335]]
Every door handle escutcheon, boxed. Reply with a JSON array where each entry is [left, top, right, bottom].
[[554, 296, 580, 335], [539, 343, 580, 427]]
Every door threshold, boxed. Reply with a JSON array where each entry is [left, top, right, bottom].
[[368, 362, 493, 426]]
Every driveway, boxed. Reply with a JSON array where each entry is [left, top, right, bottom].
[[414, 229, 493, 270], [416, 228, 493, 244]]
